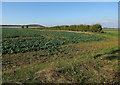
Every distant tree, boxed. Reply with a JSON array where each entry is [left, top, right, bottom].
[[21, 26, 24, 28], [83, 25, 90, 32], [76, 25, 79, 31], [62, 25, 69, 28], [63, 25, 69, 30], [79, 25, 90, 32], [26, 25, 28, 28], [54, 26, 60, 30], [90, 24, 102, 32], [78, 24, 85, 31], [69, 25, 77, 31]]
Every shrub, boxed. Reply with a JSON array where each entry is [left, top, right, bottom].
[[21, 26, 24, 28], [90, 24, 102, 32], [78, 24, 85, 31], [69, 25, 77, 31], [60, 25, 69, 30]]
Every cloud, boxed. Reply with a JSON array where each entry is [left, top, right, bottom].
[[95, 19, 117, 28], [101, 20, 109, 23]]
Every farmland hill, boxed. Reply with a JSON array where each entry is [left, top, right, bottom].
[[21, 24, 44, 28], [0, 24, 45, 28]]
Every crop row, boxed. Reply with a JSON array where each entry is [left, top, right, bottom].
[[2, 29, 105, 54]]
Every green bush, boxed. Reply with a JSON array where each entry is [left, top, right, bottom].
[[21, 26, 24, 28], [77, 25, 90, 32], [69, 25, 77, 31], [90, 24, 102, 32]]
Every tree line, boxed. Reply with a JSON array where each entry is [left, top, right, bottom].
[[25, 24, 103, 33]]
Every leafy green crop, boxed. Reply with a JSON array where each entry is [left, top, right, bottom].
[[2, 28, 105, 54]]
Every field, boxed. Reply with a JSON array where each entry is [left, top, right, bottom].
[[2, 28, 119, 83]]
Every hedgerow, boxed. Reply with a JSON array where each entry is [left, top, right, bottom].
[[29, 24, 103, 33]]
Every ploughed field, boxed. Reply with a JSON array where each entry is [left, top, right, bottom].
[[2, 28, 119, 83]]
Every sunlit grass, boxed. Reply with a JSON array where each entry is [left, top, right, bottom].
[[2, 29, 119, 83]]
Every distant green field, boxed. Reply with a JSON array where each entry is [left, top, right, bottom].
[[103, 28, 118, 31], [98, 29, 118, 37], [2, 28, 119, 83]]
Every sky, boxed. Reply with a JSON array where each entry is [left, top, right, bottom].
[[1, 0, 120, 2], [2, 2, 118, 28]]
